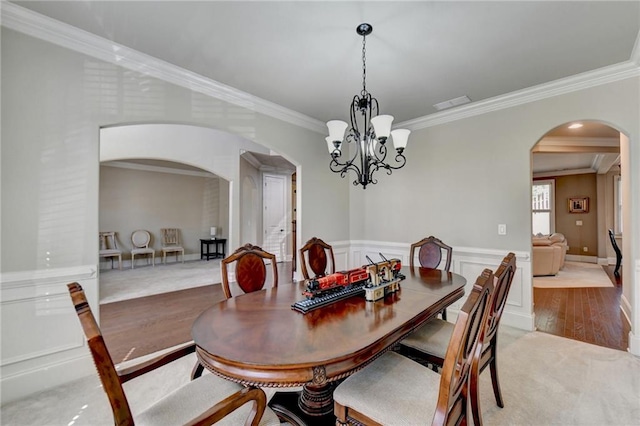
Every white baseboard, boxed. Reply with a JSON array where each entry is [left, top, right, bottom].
[[565, 254, 598, 263], [1, 354, 95, 405], [100, 253, 203, 270]]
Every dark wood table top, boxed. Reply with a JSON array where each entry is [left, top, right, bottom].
[[192, 266, 466, 387]]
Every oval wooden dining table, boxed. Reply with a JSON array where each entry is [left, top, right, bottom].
[[192, 266, 466, 426]]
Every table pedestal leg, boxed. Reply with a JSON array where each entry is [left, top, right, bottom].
[[268, 383, 335, 426], [299, 383, 334, 416]]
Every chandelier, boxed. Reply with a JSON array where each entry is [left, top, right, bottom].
[[325, 23, 410, 189]]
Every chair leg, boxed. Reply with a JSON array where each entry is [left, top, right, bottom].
[[470, 367, 482, 426], [489, 359, 504, 408], [131, 254, 135, 269], [191, 361, 205, 380], [489, 346, 504, 408], [441, 308, 447, 321]]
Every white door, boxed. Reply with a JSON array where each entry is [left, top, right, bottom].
[[263, 174, 287, 261]]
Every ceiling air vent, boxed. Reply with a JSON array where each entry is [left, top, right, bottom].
[[433, 95, 471, 111]]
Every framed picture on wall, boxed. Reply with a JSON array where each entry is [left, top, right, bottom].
[[568, 197, 589, 213]]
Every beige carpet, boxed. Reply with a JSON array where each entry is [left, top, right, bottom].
[[99, 260, 222, 304], [533, 261, 613, 288], [3, 326, 639, 425]]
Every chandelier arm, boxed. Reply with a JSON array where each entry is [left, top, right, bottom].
[[378, 152, 407, 171], [325, 22, 409, 189], [330, 156, 362, 177]]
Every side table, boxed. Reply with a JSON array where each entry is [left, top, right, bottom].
[[200, 238, 226, 260]]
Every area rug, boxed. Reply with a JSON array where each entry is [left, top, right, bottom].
[[533, 260, 613, 288], [99, 260, 222, 303]]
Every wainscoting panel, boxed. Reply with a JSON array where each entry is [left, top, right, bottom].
[[0, 265, 98, 404], [342, 241, 533, 332]]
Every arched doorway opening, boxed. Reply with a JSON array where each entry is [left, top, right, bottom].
[[98, 123, 298, 300], [530, 120, 630, 351]]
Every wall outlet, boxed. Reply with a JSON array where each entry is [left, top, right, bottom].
[[498, 224, 507, 235], [583, 247, 588, 252]]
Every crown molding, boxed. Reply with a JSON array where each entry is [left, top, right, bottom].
[[397, 60, 640, 131], [533, 168, 596, 179], [0, 2, 327, 134], [3, 2, 639, 135]]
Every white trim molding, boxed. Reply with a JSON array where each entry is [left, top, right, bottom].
[[3, 2, 639, 136], [0, 2, 326, 134], [0, 265, 98, 404], [335, 240, 534, 332]]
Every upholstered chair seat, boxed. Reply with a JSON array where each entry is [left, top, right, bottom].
[[136, 372, 281, 426], [334, 270, 495, 426], [99, 231, 122, 270], [161, 228, 185, 264], [67, 282, 279, 426], [334, 351, 440, 425], [401, 319, 453, 359]]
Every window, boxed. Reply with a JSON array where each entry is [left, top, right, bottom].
[[614, 175, 622, 234], [532, 180, 555, 235]]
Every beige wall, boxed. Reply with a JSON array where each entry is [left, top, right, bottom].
[[99, 164, 226, 261], [554, 174, 598, 256]]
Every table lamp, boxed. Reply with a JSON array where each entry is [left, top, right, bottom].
[[210, 227, 217, 240]]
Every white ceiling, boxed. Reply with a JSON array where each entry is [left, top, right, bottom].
[[10, 1, 637, 174]]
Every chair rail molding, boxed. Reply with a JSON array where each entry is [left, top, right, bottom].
[[0, 265, 98, 404]]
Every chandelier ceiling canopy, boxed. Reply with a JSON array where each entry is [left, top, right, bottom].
[[325, 23, 410, 189]]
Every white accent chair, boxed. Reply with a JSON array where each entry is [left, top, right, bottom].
[[161, 228, 184, 264], [131, 230, 155, 269], [99, 232, 122, 270]]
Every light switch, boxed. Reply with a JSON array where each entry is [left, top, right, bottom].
[[498, 224, 507, 235], [576, 220, 583, 226]]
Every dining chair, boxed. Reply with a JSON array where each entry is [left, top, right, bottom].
[[608, 229, 622, 277], [131, 230, 155, 269], [398, 252, 517, 426], [221, 243, 278, 299], [410, 236, 453, 319], [192, 243, 278, 380], [99, 231, 122, 270], [67, 282, 280, 426], [161, 228, 185, 264], [333, 269, 494, 426], [299, 237, 335, 280]]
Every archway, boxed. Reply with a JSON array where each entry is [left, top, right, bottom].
[[530, 120, 630, 351], [98, 123, 298, 298]]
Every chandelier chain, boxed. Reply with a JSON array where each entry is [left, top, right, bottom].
[[361, 34, 367, 96]]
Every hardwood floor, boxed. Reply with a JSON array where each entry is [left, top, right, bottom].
[[534, 265, 629, 351], [100, 261, 292, 363], [102, 261, 629, 363], [100, 284, 226, 363]]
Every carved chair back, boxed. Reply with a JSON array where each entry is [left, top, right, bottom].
[[608, 229, 622, 277], [483, 252, 517, 347], [299, 237, 336, 280], [161, 228, 181, 247], [433, 269, 494, 426], [222, 244, 278, 299], [68, 283, 133, 425], [410, 236, 452, 271]]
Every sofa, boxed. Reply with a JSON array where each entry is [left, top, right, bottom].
[[532, 233, 568, 276]]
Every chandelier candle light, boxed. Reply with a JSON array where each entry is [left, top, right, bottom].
[[326, 23, 411, 189]]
